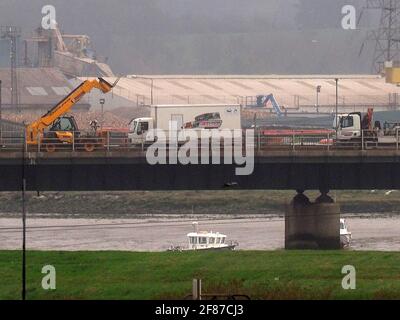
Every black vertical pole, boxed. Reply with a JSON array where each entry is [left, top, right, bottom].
[[22, 127, 26, 300], [0, 80, 2, 144]]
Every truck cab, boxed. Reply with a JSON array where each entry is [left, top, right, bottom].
[[128, 117, 153, 144], [334, 113, 362, 140]]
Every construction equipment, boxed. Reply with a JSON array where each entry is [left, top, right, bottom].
[[25, 23, 114, 77], [335, 108, 400, 146], [26, 77, 118, 152], [256, 94, 284, 116]]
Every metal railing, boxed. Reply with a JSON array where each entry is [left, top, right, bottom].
[[0, 128, 399, 154], [257, 133, 333, 151], [0, 130, 144, 153]]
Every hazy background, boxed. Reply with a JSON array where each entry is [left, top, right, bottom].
[[0, 0, 381, 74]]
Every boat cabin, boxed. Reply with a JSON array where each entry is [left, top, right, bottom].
[[187, 231, 228, 250]]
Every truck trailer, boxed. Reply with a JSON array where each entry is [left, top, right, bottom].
[[128, 104, 242, 144]]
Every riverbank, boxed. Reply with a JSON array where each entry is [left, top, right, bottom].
[[0, 190, 399, 218], [1, 250, 400, 300]]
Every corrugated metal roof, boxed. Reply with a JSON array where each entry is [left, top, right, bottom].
[[26, 87, 48, 96], [0, 68, 90, 109], [99, 74, 400, 107], [51, 86, 71, 95]]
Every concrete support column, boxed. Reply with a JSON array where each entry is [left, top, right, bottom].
[[285, 190, 340, 250]]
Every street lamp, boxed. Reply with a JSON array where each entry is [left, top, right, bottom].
[[100, 98, 105, 131], [335, 78, 339, 137], [150, 78, 153, 105], [316, 85, 322, 113], [129, 75, 154, 105]]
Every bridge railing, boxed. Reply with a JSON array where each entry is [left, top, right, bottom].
[[333, 129, 400, 151], [0, 131, 25, 151], [257, 133, 333, 151], [0, 128, 399, 154], [0, 130, 145, 153]]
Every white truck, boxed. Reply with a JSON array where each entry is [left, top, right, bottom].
[[335, 108, 400, 146], [128, 104, 242, 144]]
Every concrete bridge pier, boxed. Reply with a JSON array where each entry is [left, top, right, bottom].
[[285, 190, 340, 250]]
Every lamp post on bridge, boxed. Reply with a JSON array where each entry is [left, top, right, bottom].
[[100, 98, 105, 131], [335, 78, 339, 138], [129, 75, 154, 105], [316, 85, 322, 113]]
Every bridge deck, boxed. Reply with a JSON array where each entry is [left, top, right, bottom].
[[0, 149, 399, 162], [0, 149, 398, 191]]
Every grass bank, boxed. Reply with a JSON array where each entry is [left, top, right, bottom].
[[1, 250, 400, 300]]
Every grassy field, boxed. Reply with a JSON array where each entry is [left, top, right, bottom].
[[1, 190, 400, 217], [1, 250, 400, 300]]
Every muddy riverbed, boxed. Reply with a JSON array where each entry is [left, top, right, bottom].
[[1, 214, 400, 251]]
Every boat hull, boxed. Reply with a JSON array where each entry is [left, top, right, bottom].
[[340, 234, 351, 248], [195, 244, 237, 251], [168, 244, 237, 252]]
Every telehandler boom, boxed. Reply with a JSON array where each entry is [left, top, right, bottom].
[[26, 77, 117, 149]]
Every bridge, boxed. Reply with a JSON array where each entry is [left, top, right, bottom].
[[0, 149, 399, 191], [0, 128, 399, 191], [2, 130, 399, 250]]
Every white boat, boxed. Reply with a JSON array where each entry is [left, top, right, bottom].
[[340, 218, 352, 248], [168, 222, 238, 251]]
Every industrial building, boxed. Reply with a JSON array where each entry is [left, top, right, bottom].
[[103, 74, 400, 114], [0, 67, 90, 111]]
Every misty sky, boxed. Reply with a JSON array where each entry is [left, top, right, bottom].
[[0, 0, 382, 75]]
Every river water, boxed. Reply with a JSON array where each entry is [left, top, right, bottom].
[[0, 215, 399, 251]]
